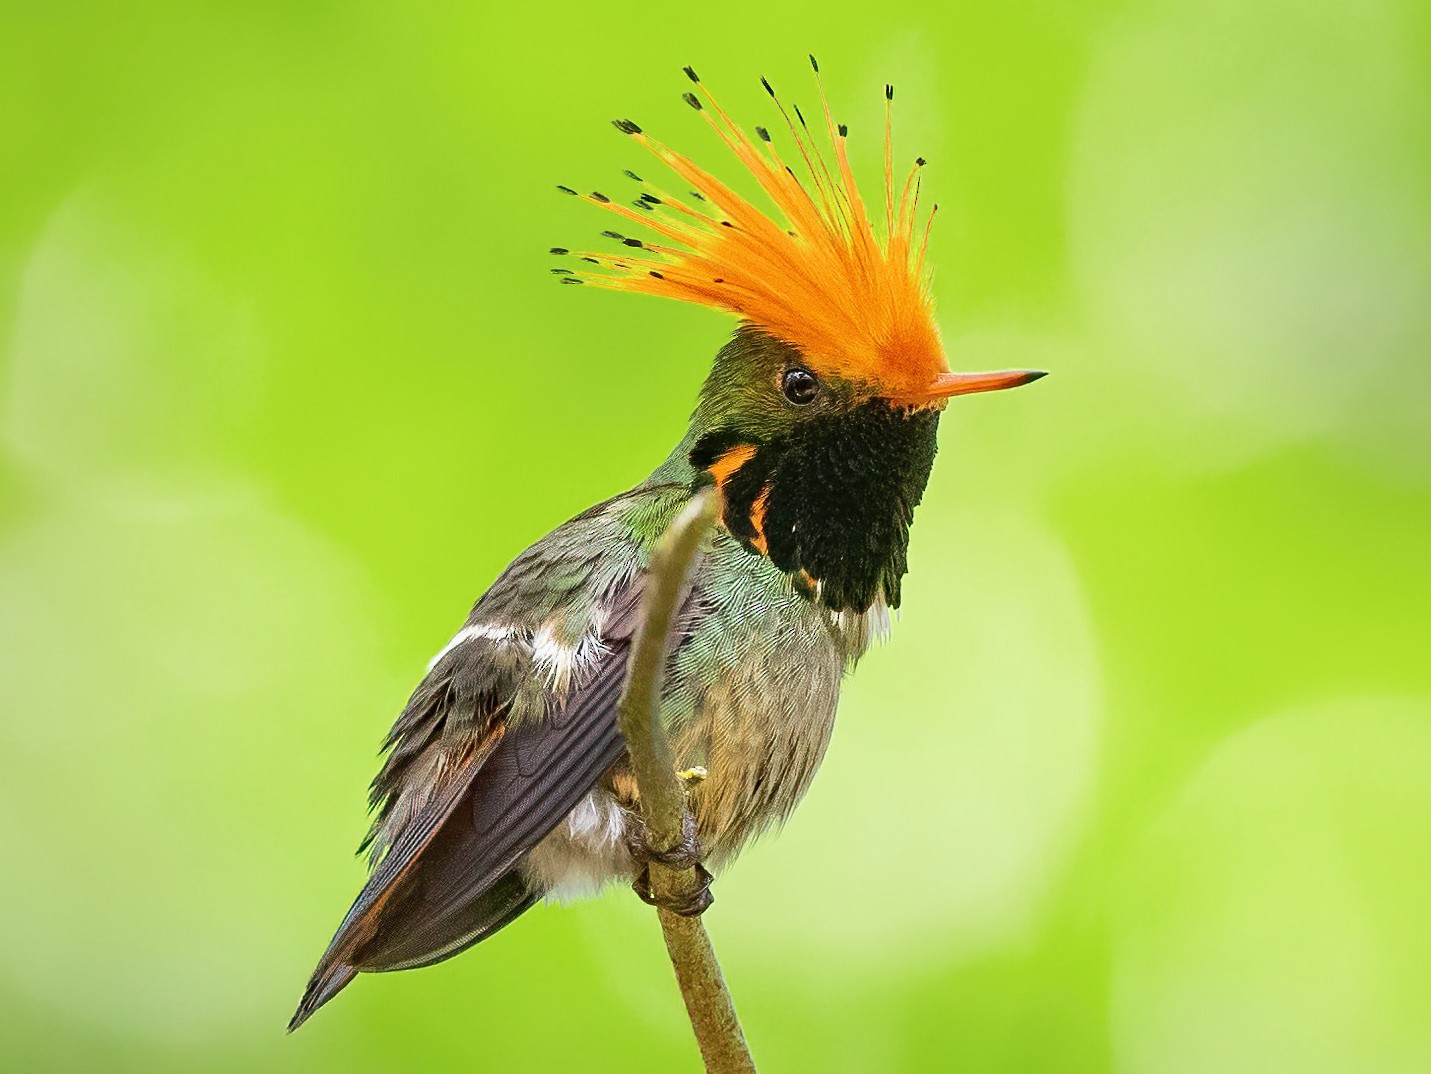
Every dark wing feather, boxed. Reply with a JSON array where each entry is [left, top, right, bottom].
[[346, 647, 631, 972], [287, 732, 503, 1032], [289, 493, 706, 1032], [288, 575, 659, 1032]]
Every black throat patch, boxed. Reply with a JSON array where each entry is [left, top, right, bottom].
[[692, 399, 941, 613]]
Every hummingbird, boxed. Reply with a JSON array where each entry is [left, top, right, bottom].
[[288, 59, 1045, 1031]]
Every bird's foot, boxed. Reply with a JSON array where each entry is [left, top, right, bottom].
[[632, 861, 714, 917], [628, 811, 713, 916], [627, 809, 702, 869]]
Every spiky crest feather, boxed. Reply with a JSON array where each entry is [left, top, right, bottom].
[[555, 58, 947, 400]]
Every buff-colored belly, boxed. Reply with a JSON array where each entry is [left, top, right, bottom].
[[522, 552, 878, 902], [524, 645, 844, 900]]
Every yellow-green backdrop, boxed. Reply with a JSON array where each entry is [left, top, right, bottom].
[[3, 2, 1428, 1071]]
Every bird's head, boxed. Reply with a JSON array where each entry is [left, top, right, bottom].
[[558, 60, 1045, 614]]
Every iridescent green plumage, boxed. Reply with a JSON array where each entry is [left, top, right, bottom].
[[291, 60, 1045, 1030], [289, 327, 940, 1029]]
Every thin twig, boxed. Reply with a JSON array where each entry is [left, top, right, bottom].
[[616, 489, 757, 1074]]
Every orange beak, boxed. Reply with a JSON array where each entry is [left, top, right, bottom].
[[890, 368, 1047, 407], [923, 369, 1047, 400]]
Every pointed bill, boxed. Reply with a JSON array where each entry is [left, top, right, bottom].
[[900, 369, 1047, 405]]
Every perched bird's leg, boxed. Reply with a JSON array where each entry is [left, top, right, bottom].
[[629, 809, 714, 916], [628, 769, 713, 916], [634, 862, 713, 917], [629, 807, 702, 868]]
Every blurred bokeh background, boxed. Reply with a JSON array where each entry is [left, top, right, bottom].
[[3, 2, 1428, 1071]]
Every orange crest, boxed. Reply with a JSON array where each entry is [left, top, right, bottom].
[[554, 58, 948, 400]]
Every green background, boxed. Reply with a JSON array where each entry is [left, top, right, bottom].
[[3, 2, 1429, 1071]]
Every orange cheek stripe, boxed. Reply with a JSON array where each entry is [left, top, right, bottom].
[[704, 446, 773, 558], [707, 443, 757, 487], [749, 486, 770, 555]]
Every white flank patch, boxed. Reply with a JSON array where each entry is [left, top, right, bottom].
[[523, 788, 633, 904], [531, 622, 609, 696], [565, 788, 627, 850]]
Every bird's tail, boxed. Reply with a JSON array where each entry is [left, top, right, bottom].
[[287, 961, 359, 1033], [286, 866, 539, 1032]]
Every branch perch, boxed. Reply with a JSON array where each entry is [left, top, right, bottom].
[[616, 489, 757, 1074]]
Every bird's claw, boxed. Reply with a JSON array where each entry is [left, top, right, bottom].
[[627, 810, 702, 870], [628, 811, 712, 915], [632, 861, 714, 917]]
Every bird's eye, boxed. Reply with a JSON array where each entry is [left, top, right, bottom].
[[781, 367, 819, 405]]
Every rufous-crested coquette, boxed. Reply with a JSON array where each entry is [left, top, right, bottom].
[[289, 58, 1045, 1031]]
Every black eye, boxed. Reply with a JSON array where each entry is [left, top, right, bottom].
[[781, 367, 819, 405]]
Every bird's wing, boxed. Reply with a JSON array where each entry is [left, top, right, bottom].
[[351, 616, 639, 972], [290, 488, 699, 1030]]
